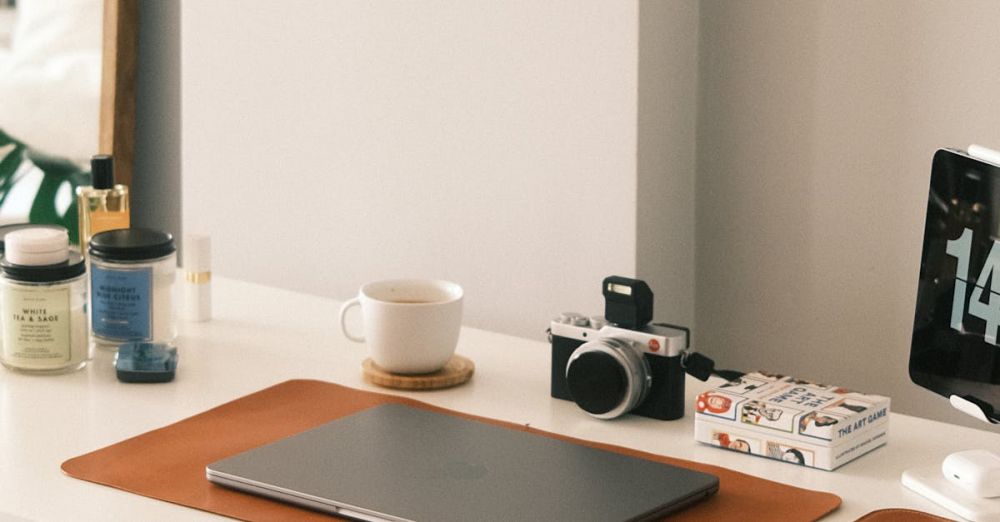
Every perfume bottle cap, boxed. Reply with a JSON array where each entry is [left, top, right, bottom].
[[183, 234, 211, 273], [91, 154, 114, 189], [5, 228, 69, 266]]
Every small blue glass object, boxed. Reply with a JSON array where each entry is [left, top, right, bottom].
[[115, 342, 178, 383]]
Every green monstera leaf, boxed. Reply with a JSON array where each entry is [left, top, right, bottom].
[[0, 129, 26, 208], [0, 129, 92, 245]]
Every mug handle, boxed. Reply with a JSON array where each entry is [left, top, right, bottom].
[[339, 298, 365, 343]]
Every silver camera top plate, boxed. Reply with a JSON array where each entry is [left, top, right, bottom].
[[549, 320, 686, 358]]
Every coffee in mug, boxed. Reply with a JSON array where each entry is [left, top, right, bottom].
[[338, 279, 463, 374]]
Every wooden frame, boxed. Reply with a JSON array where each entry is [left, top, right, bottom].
[[99, 0, 138, 187]]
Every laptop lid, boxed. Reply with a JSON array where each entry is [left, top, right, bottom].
[[206, 403, 718, 522]]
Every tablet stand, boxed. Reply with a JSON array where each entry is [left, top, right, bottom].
[[901, 396, 1000, 521], [901, 467, 1000, 521]]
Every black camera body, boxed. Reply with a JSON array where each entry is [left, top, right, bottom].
[[549, 277, 688, 421]]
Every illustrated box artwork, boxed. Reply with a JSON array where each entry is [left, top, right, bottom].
[[693, 372, 890, 470]]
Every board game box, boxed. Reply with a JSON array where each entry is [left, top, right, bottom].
[[693, 372, 890, 470]]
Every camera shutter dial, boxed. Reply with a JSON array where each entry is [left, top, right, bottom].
[[565, 338, 652, 419], [554, 312, 590, 326]]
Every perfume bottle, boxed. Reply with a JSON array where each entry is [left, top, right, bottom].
[[77, 154, 130, 256]]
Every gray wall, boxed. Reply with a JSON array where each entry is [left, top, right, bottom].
[[132, 0, 181, 245], [696, 0, 1000, 429], [637, 0, 699, 331]]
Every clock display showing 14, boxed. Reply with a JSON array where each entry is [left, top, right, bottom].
[[947, 227, 1000, 345]]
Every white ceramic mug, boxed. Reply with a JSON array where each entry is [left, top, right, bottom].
[[338, 279, 463, 374]]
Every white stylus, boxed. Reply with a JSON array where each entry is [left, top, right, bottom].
[[968, 144, 1000, 166]]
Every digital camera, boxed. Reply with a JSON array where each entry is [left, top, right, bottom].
[[549, 276, 688, 420]]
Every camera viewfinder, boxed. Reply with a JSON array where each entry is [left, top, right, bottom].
[[602, 276, 653, 329]]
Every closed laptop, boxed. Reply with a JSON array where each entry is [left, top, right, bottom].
[[206, 403, 718, 522]]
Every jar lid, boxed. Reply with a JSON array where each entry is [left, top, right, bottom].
[[1, 252, 85, 282], [5, 228, 69, 265], [0, 223, 66, 255], [90, 228, 176, 261]]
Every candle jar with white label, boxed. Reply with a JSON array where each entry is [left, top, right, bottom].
[[0, 228, 89, 373], [89, 229, 176, 350]]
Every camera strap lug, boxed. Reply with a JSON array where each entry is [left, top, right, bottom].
[[649, 322, 743, 382], [680, 350, 714, 381], [680, 350, 744, 383]]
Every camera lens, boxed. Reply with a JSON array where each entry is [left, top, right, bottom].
[[566, 352, 627, 414], [565, 338, 651, 419]]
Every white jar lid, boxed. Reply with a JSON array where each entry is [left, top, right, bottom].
[[5, 228, 69, 266]]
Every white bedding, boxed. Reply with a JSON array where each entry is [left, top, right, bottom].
[[0, 0, 102, 162], [0, 8, 16, 48]]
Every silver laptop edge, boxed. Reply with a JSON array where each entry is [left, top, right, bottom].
[[207, 458, 717, 522], [206, 469, 410, 522]]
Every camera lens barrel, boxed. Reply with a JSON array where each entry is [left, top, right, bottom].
[[565, 338, 652, 419]]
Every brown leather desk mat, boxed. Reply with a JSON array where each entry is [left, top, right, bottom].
[[62, 379, 841, 521], [855, 509, 955, 521]]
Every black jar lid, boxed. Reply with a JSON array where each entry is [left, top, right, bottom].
[[90, 228, 176, 261], [0, 223, 65, 255], [1, 252, 86, 282]]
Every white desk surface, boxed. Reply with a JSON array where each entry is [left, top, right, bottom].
[[1, 277, 997, 521]]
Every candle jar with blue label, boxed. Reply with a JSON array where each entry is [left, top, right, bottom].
[[89, 229, 176, 350]]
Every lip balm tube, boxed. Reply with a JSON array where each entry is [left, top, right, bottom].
[[182, 234, 211, 322]]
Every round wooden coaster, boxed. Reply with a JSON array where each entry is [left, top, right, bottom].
[[362, 355, 475, 391]]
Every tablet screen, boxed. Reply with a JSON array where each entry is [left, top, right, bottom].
[[911, 149, 1000, 418]]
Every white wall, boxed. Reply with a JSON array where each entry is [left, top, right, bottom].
[[177, 0, 1000, 426], [696, 0, 1000, 428], [182, 1, 651, 339]]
